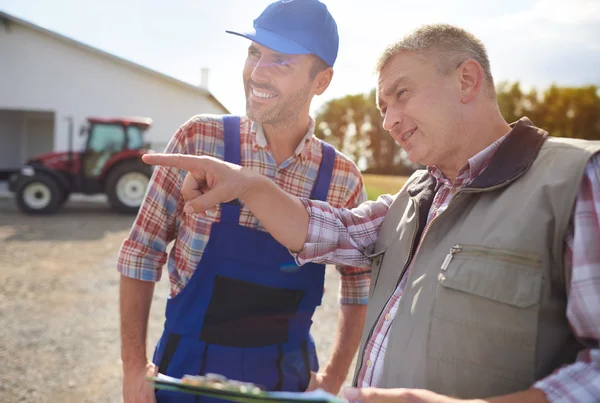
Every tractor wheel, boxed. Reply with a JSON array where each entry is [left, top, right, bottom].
[[15, 173, 64, 215], [105, 161, 152, 214], [61, 190, 71, 204]]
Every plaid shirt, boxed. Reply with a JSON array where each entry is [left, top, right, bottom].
[[117, 115, 370, 305], [295, 138, 600, 402]]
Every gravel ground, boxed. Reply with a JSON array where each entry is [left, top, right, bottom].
[[0, 197, 355, 403]]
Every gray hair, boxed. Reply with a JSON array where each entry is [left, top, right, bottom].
[[376, 24, 495, 96]]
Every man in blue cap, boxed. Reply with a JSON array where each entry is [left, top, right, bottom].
[[118, 1, 370, 402]]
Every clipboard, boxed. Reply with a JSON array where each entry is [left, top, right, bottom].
[[149, 374, 347, 403]]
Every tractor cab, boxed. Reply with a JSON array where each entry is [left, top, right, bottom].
[[76, 116, 153, 203], [85, 117, 150, 156], [80, 117, 151, 180], [9, 116, 155, 215]]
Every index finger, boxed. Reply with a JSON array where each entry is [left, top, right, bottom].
[[142, 153, 207, 172]]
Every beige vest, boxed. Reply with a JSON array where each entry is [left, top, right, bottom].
[[355, 118, 600, 398]]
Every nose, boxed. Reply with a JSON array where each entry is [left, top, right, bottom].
[[250, 57, 270, 83], [382, 106, 403, 132]]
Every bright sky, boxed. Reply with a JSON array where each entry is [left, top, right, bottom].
[[1, 0, 599, 115]]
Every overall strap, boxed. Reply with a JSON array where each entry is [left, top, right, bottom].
[[309, 142, 336, 201], [221, 115, 242, 224]]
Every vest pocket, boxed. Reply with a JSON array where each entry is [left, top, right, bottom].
[[428, 245, 543, 395], [437, 244, 542, 308], [200, 275, 304, 347]]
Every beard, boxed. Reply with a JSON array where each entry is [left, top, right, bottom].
[[245, 79, 312, 125]]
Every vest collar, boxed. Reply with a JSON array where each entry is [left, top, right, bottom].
[[407, 117, 547, 199], [467, 117, 547, 189]]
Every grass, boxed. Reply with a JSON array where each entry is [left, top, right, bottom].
[[363, 174, 409, 200]]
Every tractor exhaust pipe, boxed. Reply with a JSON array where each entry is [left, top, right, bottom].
[[65, 116, 73, 169]]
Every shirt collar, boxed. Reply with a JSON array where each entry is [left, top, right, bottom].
[[427, 132, 510, 188], [250, 117, 317, 160]]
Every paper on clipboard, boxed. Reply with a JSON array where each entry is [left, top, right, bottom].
[[150, 373, 347, 403]]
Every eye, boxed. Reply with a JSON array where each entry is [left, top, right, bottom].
[[248, 48, 260, 58], [380, 108, 387, 117], [397, 89, 407, 99], [273, 58, 287, 66]]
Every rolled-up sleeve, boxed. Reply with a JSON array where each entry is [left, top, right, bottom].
[[337, 181, 371, 305], [117, 124, 187, 282], [293, 194, 393, 270]]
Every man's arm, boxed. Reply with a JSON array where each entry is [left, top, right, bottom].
[[315, 266, 370, 393], [309, 304, 367, 393], [173, 158, 309, 250], [120, 276, 157, 403], [241, 175, 392, 268], [120, 276, 155, 373], [341, 386, 548, 403], [143, 153, 393, 268], [315, 265, 370, 393], [118, 125, 188, 402], [308, 173, 371, 394], [239, 172, 312, 251]]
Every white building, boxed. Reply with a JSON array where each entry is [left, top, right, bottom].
[[0, 11, 229, 178]]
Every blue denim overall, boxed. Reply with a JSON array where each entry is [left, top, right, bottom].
[[152, 116, 335, 402]]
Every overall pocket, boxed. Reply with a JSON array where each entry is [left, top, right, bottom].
[[153, 335, 206, 403], [200, 275, 304, 347]]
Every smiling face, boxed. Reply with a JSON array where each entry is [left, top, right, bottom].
[[376, 51, 466, 167], [243, 42, 323, 126]]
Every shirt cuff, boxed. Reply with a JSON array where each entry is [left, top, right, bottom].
[[117, 239, 166, 282], [532, 350, 600, 402], [291, 198, 324, 266]]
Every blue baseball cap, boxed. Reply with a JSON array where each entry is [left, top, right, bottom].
[[226, 0, 339, 67]]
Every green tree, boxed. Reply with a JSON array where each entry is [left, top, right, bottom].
[[496, 81, 527, 124], [497, 82, 600, 140]]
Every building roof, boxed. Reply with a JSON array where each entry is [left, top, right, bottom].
[[0, 10, 230, 114]]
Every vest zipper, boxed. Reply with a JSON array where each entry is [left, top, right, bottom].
[[440, 245, 462, 271], [353, 177, 517, 387]]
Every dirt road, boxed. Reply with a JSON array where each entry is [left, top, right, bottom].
[[0, 198, 354, 402]]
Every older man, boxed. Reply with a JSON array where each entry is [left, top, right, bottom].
[[143, 24, 600, 403]]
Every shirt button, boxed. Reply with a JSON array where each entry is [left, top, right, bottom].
[[366, 360, 373, 368], [385, 313, 391, 321]]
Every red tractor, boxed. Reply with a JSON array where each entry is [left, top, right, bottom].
[[8, 116, 155, 214]]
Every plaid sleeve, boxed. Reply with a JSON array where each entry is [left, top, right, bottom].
[[533, 154, 600, 402], [337, 174, 372, 305], [116, 123, 188, 282], [293, 194, 393, 269]]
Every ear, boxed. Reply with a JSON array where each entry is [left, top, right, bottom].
[[457, 59, 483, 103], [313, 67, 334, 96]]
